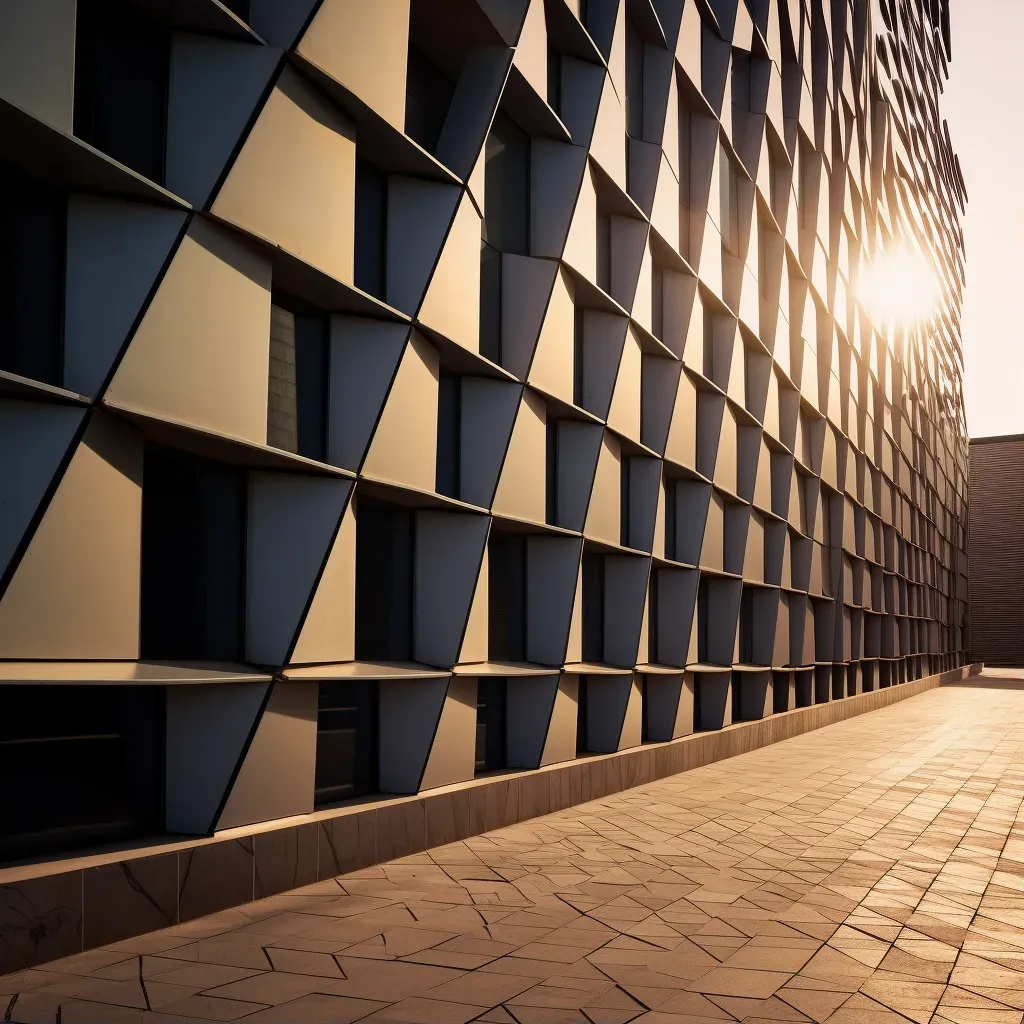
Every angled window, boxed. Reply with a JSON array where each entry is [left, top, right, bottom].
[[354, 157, 388, 300], [475, 678, 507, 774], [488, 531, 527, 662]]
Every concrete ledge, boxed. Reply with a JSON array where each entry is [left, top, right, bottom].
[[0, 662, 981, 974]]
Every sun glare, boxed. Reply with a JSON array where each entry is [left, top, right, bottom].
[[857, 244, 940, 327]]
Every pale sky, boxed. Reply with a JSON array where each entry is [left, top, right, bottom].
[[942, 0, 1024, 439]]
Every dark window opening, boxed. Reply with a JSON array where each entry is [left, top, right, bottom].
[[0, 171, 66, 385], [475, 677, 507, 774], [314, 681, 378, 806], [739, 588, 755, 663], [141, 446, 246, 662], [74, 0, 169, 183], [575, 675, 589, 754], [697, 579, 710, 663], [0, 686, 164, 864], [484, 110, 530, 256], [437, 371, 461, 498], [582, 552, 605, 663], [547, 44, 562, 114], [355, 498, 414, 661], [267, 294, 329, 462], [355, 157, 387, 300], [480, 243, 502, 364], [488, 531, 527, 662], [221, 0, 250, 20], [405, 46, 454, 153]]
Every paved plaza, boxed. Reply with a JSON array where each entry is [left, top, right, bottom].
[[4, 673, 1024, 1023]]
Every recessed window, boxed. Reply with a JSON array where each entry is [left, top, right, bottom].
[[0, 686, 164, 863], [405, 45, 454, 154], [437, 371, 461, 499], [267, 294, 329, 462], [354, 157, 387, 300], [141, 446, 246, 662], [484, 111, 530, 256], [74, 0, 169, 184], [582, 551, 605, 663], [475, 678, 507, 774], [488, 531, 527, 662], [355, 498, 414, 661], [314, 682, 378, 806], [0, 171, 65, 385]]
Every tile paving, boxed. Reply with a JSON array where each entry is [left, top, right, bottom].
[[4, 672, 1024, 1023]]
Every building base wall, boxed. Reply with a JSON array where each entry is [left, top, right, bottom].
[[0, 662, 982, 975]]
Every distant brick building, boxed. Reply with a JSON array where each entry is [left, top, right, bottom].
[[970, 436, 1024, 666]]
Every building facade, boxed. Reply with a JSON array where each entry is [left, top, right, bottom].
[[969, 435, 1024, 667], [0, 0, 968, 953]]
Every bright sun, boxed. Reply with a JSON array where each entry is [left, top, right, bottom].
[[857, 244, 940, 326]]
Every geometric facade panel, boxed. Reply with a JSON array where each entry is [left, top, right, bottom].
[[0, 0, 968, 874]]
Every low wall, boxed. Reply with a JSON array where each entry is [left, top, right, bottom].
[[0, 662, 982, 974]]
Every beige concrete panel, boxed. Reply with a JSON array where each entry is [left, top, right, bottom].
[[418, 191, 481, 352], [557, 420, 604, 532], [589, 74, 626, 190], [493, 390, 547, 524], [562, 167, 597, 282], [511, 0, 547, 100], [0, 403, 85, 582], [0, 414, 141, 659], [64, 197, 187, 398], [527, 269, 575, 403], [246, 474, 352, 666], [166, 36, 281, 208], [362, 331, 439, 492], [415, 511, 489, 667], [297, 0, 409, 128], [665, 371, 697, 469], [218, 682, 318, 829], [585, 433, 621, 545], [0, 0, 75, 129], [165, 682, 269, 835], [458, 546, 488, 664], [606, 328, 642, 443], [526, 535, 582, 666], [291, 499, 355, 665], [212, 67, 356, 284], [419, 677, 476, 790], [565, 560, 583, 663], [541, 674, 579, 766], [650, 155, 680, 251], [700, 490, 725, 571], [106, 217, 272, 445]]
